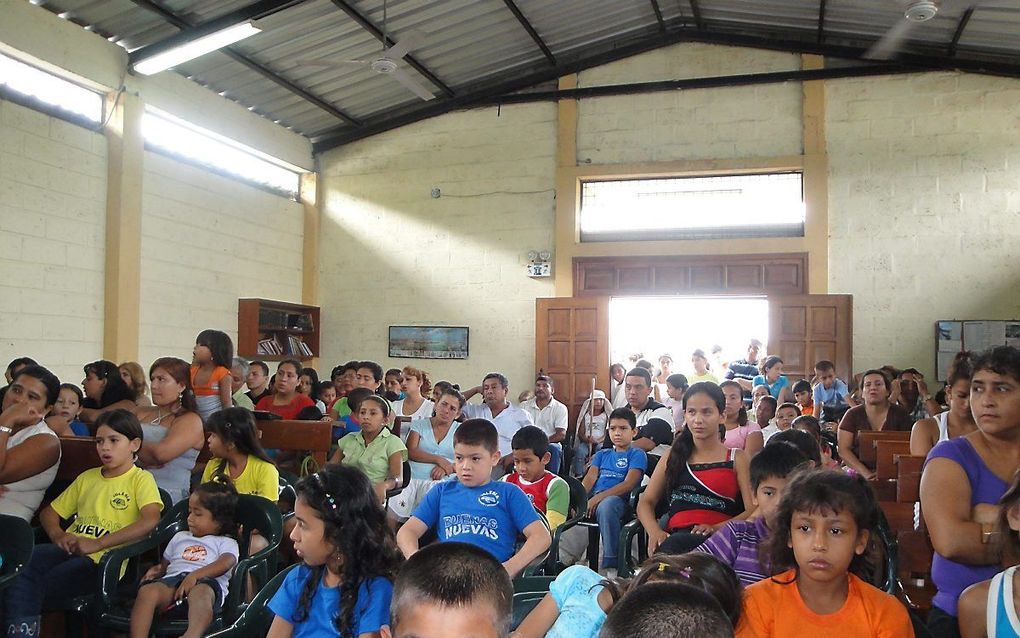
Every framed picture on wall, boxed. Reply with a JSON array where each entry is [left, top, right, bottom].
[[388, 326, 469, 359]]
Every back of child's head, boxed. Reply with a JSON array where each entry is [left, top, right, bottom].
[[598, 581, 734, 638], [792, 415, 822, 441], [195, 329, 234, 368], [454, 418, 499, 454], [511, 425, 549, 458], [192, 481, 238, 537], [95, 408, 143, 443], [766, 429, 822, 467], [294, 465, 403, 633], [390, 541, 512, 638], [946, 350, 975, 387], [603, 552, 742, 627], [765, 468, 879, 581], [750, 442, 809, 491], [345, 387, 374, 414], [607, 406, 637, 428], [206, 407, 274, 466], [792, 379, 812, 396]]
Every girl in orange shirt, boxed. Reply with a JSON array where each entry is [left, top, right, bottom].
[[190, 329, 233, 422], [737, 469, 912, 638]]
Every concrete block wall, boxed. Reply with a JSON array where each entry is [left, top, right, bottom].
[[826, 72, 1020, 378], [138, 152, 304, 367], [317, 103, 557, 390], [576, 43, 804, 164], [0, 101, 106, 382]]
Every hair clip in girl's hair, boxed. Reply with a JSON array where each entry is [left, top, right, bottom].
[[311, 472, 339, 512], [658, 562, 668, 572]]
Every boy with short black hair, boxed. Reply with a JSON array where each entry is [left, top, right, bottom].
[[811, 360, 849, 412], [598, 582, 734, 638], [582, 407, 646, 576], [694, 442, 808, 586], [383, 541, 513, 638], [396, 419, 551, 577], [792, 379, 814, 417], [760, 400, 797, 444], [502, 426, 570, 530]]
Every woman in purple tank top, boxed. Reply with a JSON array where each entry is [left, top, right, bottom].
[[921, 346, 1020, 638]]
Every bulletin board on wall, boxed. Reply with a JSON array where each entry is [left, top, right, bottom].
[[935, 320, 1020, 381]]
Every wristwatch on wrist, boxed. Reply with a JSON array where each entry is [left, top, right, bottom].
[[0, 425, 12, 435]]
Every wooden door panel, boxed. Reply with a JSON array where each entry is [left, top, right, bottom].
[[769, 294, 852, 383], [536, 297, 610, 436]]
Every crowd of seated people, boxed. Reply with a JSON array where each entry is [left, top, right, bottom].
[[0, 329, 1018, 638]]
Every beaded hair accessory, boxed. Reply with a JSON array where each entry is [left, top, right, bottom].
[[309, 472, 339, 513]]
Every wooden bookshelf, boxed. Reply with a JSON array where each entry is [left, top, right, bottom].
[[238, 298, 320, 362]]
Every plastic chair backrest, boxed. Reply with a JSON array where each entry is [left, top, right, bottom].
[[206, 564, 298, 638], [0, 514, 34, 588], [511, 576, 553, 629], [563, 475, 589, 518]]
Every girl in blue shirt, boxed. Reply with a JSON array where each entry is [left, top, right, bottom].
[[268, 465, 402, 638], [752, 355, 793, 404]]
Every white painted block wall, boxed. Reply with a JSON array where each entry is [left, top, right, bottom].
[[138, 152, 305, 368], [0, 101, 106, 382], [317, 103, 557, 391]]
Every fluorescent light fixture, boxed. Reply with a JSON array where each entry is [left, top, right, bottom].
[[133, 22, 261, 75]]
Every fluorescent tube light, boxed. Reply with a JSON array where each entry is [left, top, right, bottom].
[[133, 22, 261, 75]]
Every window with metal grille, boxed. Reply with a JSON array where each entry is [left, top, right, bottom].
[[579, 172, 805, 242]]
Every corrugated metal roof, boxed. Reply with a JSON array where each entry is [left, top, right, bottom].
[[27, 0, 1020, 145]]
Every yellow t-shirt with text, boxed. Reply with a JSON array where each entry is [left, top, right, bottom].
[[50, 465, 163, 564], [201, 455, 280, 501]]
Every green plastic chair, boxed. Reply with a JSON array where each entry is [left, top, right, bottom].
[[205, 564, 297, 638], [94, 494, 284, 636], [42, 488, 177, 638], [511, 575, 554, 630], [543, 475, 588, 574], [0, 514, 34, 591]]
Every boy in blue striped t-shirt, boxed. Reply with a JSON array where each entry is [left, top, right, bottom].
[[693, 441, 808, 586]]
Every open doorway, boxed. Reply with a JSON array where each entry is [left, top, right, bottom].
[[609, 296, 769, 378]]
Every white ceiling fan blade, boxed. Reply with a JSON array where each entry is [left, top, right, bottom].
[[295, 59, 370, 67], [389, 66, 435, 101], [864, 18, 918, 59], [384, 29, 426, 60]]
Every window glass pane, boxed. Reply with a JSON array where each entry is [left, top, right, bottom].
[[143, 109, 301, 198], [0, 52, 102, 124], [580, 172, 804, 241]]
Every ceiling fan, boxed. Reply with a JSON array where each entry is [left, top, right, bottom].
[[298, 0, 434, 100], [865, 0, 1020, 60]]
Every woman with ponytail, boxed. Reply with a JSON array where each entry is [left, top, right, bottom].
[[637, 382, 753, 555]]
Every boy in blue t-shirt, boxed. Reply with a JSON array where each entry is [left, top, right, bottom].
[[811, 360, 850, 417], [581, 407, 647, 574], [397, 418, 551, 577]]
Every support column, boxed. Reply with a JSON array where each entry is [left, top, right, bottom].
[[300, 171, 319, 306], [553, 73, 578, 297], [103, 91, 144, 362], [801, 54, 829, 294]]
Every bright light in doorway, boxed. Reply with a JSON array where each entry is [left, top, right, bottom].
[[610, 297, 769, 376]]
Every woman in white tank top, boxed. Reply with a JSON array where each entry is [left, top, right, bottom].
[[909, 352, 977, 457], [0, 367, 62, 521]]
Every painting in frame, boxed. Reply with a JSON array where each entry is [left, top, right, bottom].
[[388, 325, 469, 360]]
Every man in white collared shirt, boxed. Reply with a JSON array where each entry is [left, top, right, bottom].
[[520, 375, 568, 474], [462, 372, 534, 473]]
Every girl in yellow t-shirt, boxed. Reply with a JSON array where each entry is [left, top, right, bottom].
[[737, 469, 912, 638], [201, 407, 279, 501], [3, 409, 163, 637]]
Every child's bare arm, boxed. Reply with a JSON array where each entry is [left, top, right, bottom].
[[396, 517, 428, 558], [174, 554, 237, 599], [503, 520, 551, 578], [513, 593, 560, 638], [580, 463, 599, 493]]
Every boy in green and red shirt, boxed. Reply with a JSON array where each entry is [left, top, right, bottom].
[[503, 426, 569, 530]]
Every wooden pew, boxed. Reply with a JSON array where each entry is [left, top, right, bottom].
[[858, 430, 911, 470], [56, 436, 101, 480], [875, 439, 913, 481], [256, 419, 332, 468], [895, 454, 925, 503], [897, 529, 936, 613]]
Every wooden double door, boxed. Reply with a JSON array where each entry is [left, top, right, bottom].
[[536, 294, 853, 433]]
